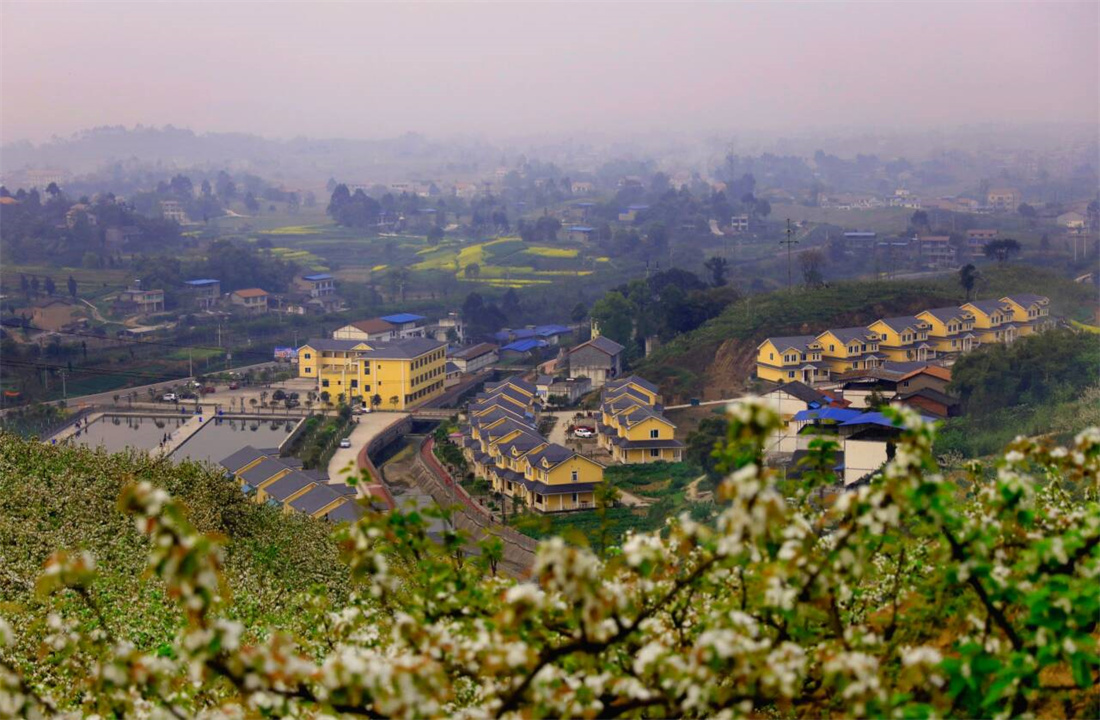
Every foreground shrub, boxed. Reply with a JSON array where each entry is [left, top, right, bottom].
[[2, 403, 1098, 718]]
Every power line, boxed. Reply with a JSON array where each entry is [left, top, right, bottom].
[[779, 218, 800, 291]]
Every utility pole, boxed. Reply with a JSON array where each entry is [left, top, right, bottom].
[[60, 370, 67, 400], [188, 348, 193, 378], [780, 218, 800, 291]]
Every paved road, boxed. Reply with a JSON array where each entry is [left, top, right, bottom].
[[6, 361, 280, 415], [326, 411, 409, 486]]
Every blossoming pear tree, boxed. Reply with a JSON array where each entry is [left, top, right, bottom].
[[2, 400, 1097, 718]]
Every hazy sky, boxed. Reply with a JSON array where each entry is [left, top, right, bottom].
[[2, 1, 1097, 143]]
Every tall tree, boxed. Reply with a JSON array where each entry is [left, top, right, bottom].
[[67, 275, 77, 298], [983, 238, 1021, 264], [958, 264, 979, 301], [43, 277, 56, 296], [590, 291, 634, 347], [703, 256, 729, 287]]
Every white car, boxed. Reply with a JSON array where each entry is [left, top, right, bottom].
[[162, 393, 178, 402], [573, 427, 595, 439], [339, 438, 352, 449]]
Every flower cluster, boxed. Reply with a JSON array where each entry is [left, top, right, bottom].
[[1, 403, 1097, 718]]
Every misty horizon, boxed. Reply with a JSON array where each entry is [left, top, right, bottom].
[[3, 2, 1097, 145]]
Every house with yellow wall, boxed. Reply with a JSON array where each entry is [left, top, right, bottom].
[[915, 307, 978, 354], [959, 299, 1018, 345], [1000, 294, 1051, 335], [755, 336, 832, 384], [606, 407, 682, 463], [603, 376, 662, 406], [297, 337, 446, 410], [596, 375, 683, 464], [815, 327, 883, 373], [459, 378, 606, 513], [755, 294, 1050, 384], [866, 316, 936, 363], [218, 446, 362, 523]]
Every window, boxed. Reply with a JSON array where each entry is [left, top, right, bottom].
[[305, 367, 312, 374], [650, 448, 660, 458], [321, 379, 329, 387], [571, 493, 578, 504], [350, 380, 358, 388], [571, 470, 578, 482], [649, 428, 659, 439], [303, 353, 311, 360], [788, 371, 795, 379]]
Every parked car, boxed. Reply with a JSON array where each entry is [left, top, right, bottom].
[[228, 382, 239, 390], [573, 427, 595, 439], [339, 438, 352, 449], [162, 393, 178, 402], [179, 392, 197, 400], [201, 386, 215, 394]]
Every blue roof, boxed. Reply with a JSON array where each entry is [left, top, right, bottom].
[[534, 324, 570, 336], [380, 313, 426, 324], [838, 411, 933, 428], [628, 204, 650, 210], [302, 273, 333, 281], [575, 202, 595, 207], [502, 339, 547, 353], [793, 408, 862, 423], [569, 226, 595, 232], [184, 278, 219, 286], [419, 208, 437, 213]]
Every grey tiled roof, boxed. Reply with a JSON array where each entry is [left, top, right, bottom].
[[219, 445, 266, 473], [301, 336, 444, 358], [570, 335, 624, 356], [239, 457, 293, 486], [263, 472, 315, 502], [289, 484, 346, 515]]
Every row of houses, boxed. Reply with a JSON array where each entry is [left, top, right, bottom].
[[334, 312, 465, 344], [460, 377, 605, 513], [596, 376, 684, 464], [756, 294, 1051, 384], [218, 445, 364, 523]]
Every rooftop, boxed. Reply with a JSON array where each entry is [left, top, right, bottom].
[[184, 278, 219, 287], [232, 288, 268, 298], [570, 335, 624, 357], [301, 336, 444, 358], [302, 273, 334, 281], [380, 313, 426, 324], [346, 318, 395, 334], [451, 342, 498, 360]]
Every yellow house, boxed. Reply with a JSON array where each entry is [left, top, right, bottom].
[[298, 337, 447, 410], [516, 444, 606, 513], [1000, 295, 1051, 336], [915, 307, 978, 354], [815, 327, 883, 374], [606, 407, 683, 463], [960, 299, 1019, 346], [603, 375, 662, 406], [866, 317, 936, 363], [756, 336, 831, 384], [287, 484, 356, 519]]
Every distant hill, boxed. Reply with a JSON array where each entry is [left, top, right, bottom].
[[0, 434, 351, 708], [638, 265, 1097, 402], [0, 126, 460, 184]]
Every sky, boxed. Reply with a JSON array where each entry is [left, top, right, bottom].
[[2, 1, 1097, 144]]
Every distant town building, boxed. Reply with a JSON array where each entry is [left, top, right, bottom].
[[65, 204, 97, 228], [966, 229, 997, 257], [449, 343, 498, 373], [296, 273, 335, 298], [986, 188, 1021, 211], [183, 279, 221, 310], [380, 313, 428, 339], [567, 335, 624, 388], [730, 214, 750, 232], [567, 225, 595, 243], [160, 200, 187, 224], [334, 318, 396, 341], [230, 288, 269, 314], [116, 286, 165, 316]]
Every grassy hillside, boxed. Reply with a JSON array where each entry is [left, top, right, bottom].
[[638, 264, 1096, 401], [0, 435, 351, 707]]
